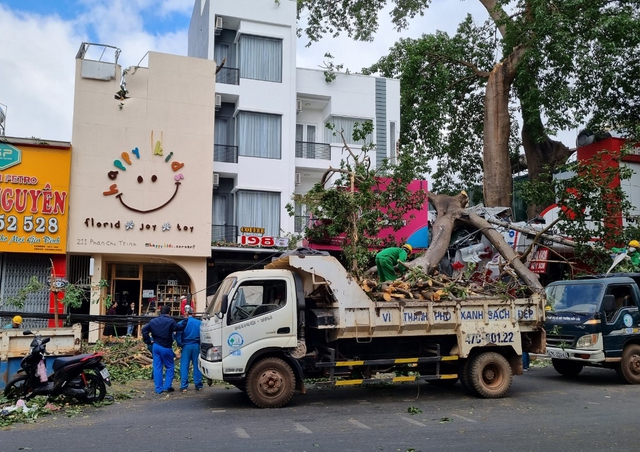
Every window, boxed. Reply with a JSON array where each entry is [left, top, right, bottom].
[[228, 280, 287, 324], [236, 190, 280, 237], [325, 116, 373, 145], [238, 35, 282, 82], [389, 121, 397, 164], [237, 111, 281, 159], [296, 124, 318, 158]]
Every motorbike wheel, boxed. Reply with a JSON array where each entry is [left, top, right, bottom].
[[80, 372, 106, 403], [4, 375, 32, 400]]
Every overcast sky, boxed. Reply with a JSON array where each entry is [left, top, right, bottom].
[[0, 0, 577, 146]]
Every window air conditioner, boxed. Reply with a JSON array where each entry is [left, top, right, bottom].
[[296, 100, 302, 113], [213, 173, 220, 187], [215, 94, 222, 110], [295, 172, 301, 185]]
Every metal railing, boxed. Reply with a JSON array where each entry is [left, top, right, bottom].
[[216, 67, 239, 85], [211, 225, 238, 243], [214, 144, 238, 163], [295, 141, 331, 160]]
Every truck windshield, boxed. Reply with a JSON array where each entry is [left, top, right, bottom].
[[545, 283, 604, 314], [205, 277, 236, 316]]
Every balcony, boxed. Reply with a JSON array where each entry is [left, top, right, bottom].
[[216, 67, 239, 85], [211, 225, 238, 243], [295, 141, 331, 160], [214, 144, 238, 163]]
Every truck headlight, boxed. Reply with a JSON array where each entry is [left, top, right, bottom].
[[205, 346, 222, 362], [576, 334, 598, 348]]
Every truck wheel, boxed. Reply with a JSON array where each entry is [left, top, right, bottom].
[[459, 359, 474, 395], [620, 344, 640, 384], [467, 352, 512, 398], [246, 357, 295, 408], [552, 359, 583, 377]]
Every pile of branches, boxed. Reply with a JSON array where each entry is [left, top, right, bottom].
[[84, 337, 153, 382], [361, 263, 532, 303]]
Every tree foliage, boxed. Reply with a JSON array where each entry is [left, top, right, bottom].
[[287, 121, 426, 275], [298, 0, 640, 216]]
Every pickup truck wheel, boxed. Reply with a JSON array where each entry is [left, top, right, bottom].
[[620, 344, 640, 384], [468, 352, 512, 398], [551, 359, 583, 377], [246, 357, 295, 408]]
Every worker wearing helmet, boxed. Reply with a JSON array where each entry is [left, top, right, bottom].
[[376, 244, 413, 282], [628, 240, 640, 269], [3, 315, 23, 329]]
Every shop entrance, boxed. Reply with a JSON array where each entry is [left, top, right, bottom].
[[106, 262, 192, 337]]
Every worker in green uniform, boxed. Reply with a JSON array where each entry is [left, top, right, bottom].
[[376, 244, 413, 282], [611, 240, 640, 272]]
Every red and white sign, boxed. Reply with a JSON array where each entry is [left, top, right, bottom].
[[239, 235, 289, 248], [529, 247, 550, 274]]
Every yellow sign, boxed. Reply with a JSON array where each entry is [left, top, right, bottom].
[[0, 144, 71, 254], [240, 226, 265, 234]]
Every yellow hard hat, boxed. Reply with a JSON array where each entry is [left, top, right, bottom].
[[629, 240, 640, 248], [12, 315, 22, 325], [403, 244, 413, 254]]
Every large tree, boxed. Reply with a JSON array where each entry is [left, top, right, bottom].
[[298, 0, 640, 217]]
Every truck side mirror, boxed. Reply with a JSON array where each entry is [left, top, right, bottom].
[[602, 294, 616, 312], [220, 294, 229, 315], [23, 330, 32, 335]]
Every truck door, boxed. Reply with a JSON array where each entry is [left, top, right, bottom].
[[222, 278, 296, 370], [602, 284, 640, 358]]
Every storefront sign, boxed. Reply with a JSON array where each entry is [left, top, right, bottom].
[[239, 235, 289, 247], [0, 143, 70, 254], [530, 247, 549, 274], [240, 226, 265, 234]]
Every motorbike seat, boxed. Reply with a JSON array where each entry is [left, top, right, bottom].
[[53, 354, 96, 371]]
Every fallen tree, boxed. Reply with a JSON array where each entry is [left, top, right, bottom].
[[393, 190, 544, 293]]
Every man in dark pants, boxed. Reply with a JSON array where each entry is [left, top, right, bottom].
[[142, 305, 186, 394], [175, 305, 203, 392]]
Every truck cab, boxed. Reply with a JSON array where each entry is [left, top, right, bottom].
[[545, 275, 640, 382]]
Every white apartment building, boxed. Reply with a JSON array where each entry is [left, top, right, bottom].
[[189, 0, 400, 289]]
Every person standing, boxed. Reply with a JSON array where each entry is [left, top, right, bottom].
[[375, 244, 413, 282], [142, 305, 186, 394], [126, 302, 137, 336], [174, 305, 203, 392], [179, 295, 193, 316], [3, 315, 23, 329], [103, 301, 118, 337]]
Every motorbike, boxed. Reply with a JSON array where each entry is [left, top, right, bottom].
[[3, 330, 111, 403]]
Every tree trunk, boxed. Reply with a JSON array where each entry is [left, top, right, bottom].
[[483, 46, 524, 208], [521, 115, 574, 219]]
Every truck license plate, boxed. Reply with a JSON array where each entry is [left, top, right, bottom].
[[547, 349, 569, 359]]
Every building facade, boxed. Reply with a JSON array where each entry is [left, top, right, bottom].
[[0, 137, 71, 329], [69, 44, 216, 341], [189, 0, 401, 290]]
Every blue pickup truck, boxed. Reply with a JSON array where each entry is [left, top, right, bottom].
[[544, 274, 640, 383]]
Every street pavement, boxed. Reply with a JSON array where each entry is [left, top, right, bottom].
[[1, 364, 638, 452]]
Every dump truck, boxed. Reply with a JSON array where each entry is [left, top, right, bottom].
[[199, 251, 546, 408], [545, 274, 640, 382]]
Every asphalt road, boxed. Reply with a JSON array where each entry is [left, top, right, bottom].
[[1, 364, 638, 452]]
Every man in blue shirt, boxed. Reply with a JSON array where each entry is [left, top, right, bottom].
[[175, 305, 203, 392], [142, 305, 186, 394]]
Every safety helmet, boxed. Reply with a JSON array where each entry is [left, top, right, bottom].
[[402, 244, 413, 255], [12, 315, 22, 325], [629, 240, 640, 248], [184, 305, 193, 314]]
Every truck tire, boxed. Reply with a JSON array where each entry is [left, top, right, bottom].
[[551, 359, 583, 377], [459, 359, 474, 394], [467, 352, 512, 398], [620, 344, 640, 384], [246, 357, 295, 408]]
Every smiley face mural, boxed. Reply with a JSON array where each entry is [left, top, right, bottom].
[[102, 131, 185, 214]]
